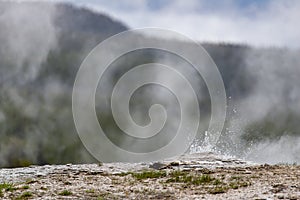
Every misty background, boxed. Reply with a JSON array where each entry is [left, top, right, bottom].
[[0, 1, 299, 167]]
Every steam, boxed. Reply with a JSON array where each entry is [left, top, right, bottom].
[[0, 2, 57, 84], [0, 2, 59, 166], [240, 49, 300, 121], [225, 48, 300, 164], [246, 136, 300, 164]]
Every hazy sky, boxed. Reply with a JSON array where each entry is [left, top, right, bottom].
[[40, 0, 299, 48]]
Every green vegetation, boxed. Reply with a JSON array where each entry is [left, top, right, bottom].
[[120, 170, 227, 187], [16, 191, 33, 199], [117, 169, 252, 195], [133, 171, 167, 180], [119, 170, 167, 180], [21, 185, 30, 190], [228, 176, 251, 189], [86, 189, 95, 193], [229, 183, 239, 189], [209, 186, 228, 194], [229, 176, 242, 181], [166, 172, 216, 185], [213, 179, 223, 185], [97, 196, 105, 200], [0, 182, 16, 192], [0, 182, 16, 197], [59, 190, 72, 196], [25, 179, 37, 184], [96, 193, 113, 200]]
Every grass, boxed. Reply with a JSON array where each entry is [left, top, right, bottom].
[[229, 183, 239, 189], [22, 185, 30, 190], [169, 170, 188, 177], [116, 169, 252, 195], [189, 174, 213, 185], [228, 174, 251, 189], [59, 190, 72, 196], [97, 196, 105, 200], [16, 191, 33, 199], [119, 170, 167, 180], [0, 182, 17, 198], [213, 179, 223, 185], [0, 182, 16, 192], [20, 191, 32, 197], [96, 193, 114, 200], [25, 178, 37, 184], [209, 186, 228, 194], [166, 171, 217, 185], [120, 170, 225, 186], [230, 176, 242, 180], [237, 181, 250, 187], [86, 189, 95, 193], [229, 180, 250, 189]]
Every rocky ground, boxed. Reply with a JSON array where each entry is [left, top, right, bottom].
[[0, 153, 299, 200]]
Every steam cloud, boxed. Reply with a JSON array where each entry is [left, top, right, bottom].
[[235, 48, 300, 164], [0, 2, 57, 83], [0, 2, 59, 166]]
